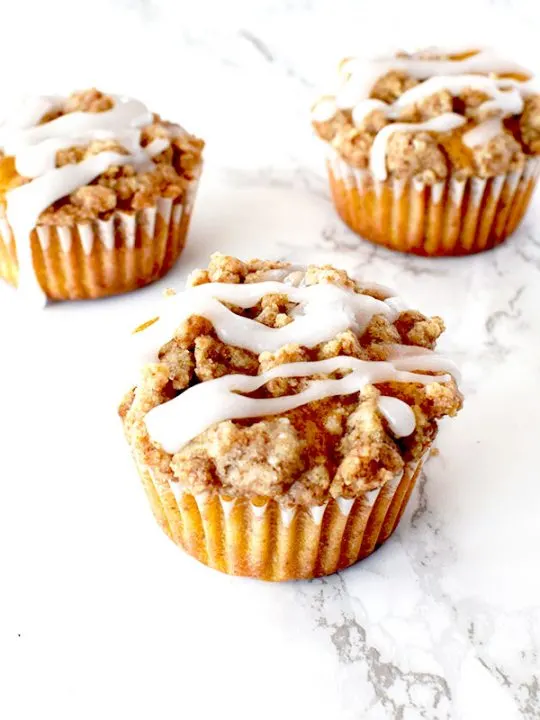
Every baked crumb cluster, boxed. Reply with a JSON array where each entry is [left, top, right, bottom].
[[0, 88, 204, 224], [120, 254, 462, 507], [312, 49, 540, 182]]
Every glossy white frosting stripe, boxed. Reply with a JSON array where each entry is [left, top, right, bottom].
[[144, 354, 449, 454], [462, 117, 503, 148], [0, 95, 62, 132], [132, 279, 401, 364], [385, 343, 462, 381], [370, 113, 467, 181], [377, 396, 416, 437], [393, 49, 530, 78], [336, 49, 532, 109], [0, 98, 151, 154], [391, 75, 524, 116], [351, 98, 388, 126], [312, 97, 339, 123]]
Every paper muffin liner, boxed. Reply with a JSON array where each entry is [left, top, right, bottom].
[[0, 171, 200, 300], [133, 453, 426, 581], [327, 151, 540, 256]]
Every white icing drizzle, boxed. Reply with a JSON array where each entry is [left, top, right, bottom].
[[351, 99, 388, 127], [0, 95, 62, 131], [0, 95, 166, 305], [0, 98, 151, 153], [392, 49, 531, 79], [370, 113, 467, 181], [335, 49, 532, 110], [377, 396, 416, 437], [354, 279, 397, 297], [385, 343, 461, 381], [144, 354, 451, 454], [392, 74, 524, 116], [462, 117, 503, 148], [336, 71, 386, 110], [312, 98, 338, 123], [257, 265, 308, 286], [350, 76, 521, 135], [132, 280, 400, 366]]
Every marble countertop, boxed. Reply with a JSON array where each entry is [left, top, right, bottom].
[[2, 1, 540, 718]]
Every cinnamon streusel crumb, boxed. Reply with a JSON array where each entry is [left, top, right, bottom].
[[471, 132, 525, 177], [386, 131, 449, 182], [371, 71, 419, 104], [120, 254, 462, 507], [331, 128, 373, 169], [520, 95, 540, 153]]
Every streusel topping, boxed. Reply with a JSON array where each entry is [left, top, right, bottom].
[[120, 254, 462, 507], [312, 48, 540, 182]]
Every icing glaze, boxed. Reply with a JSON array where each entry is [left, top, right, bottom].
[[0, 96, 63, 132], [336, 49, 532, 109], [385, 343, 461, 381], [144, 354, 450, 454], [462, 117, 503, 148], [377, 396, 416, 437], [132, 279, 400, 365], [370, 113, 467, 181], [351, 98, 388, 127], [311, 98, 338, 123], [392, 75, 524, 116]]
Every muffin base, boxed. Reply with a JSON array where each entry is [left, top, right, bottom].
[[134, 456, 425, 581], [0, 176, 200, 300], [327, 154, 540, 256]]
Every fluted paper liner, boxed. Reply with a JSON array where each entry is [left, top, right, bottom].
[[134, 454, 426, 581], [0, 172, 200, 299], [327, 152, 540, 256]]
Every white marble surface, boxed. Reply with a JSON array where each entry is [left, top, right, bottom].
[[2, 1, 540, 718]]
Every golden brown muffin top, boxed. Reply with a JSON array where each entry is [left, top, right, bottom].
[[312, 48, 540, 183], [120, 253, 462, 507], [0, 88, 204, 224]]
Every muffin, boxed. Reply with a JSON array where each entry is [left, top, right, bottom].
[[312, 48, 540, 256], [0, 88, 204, 304], [120, 253, 462, 581]]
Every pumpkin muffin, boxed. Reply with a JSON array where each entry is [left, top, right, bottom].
[[119, 253, 462, 581], [0, 88, 204, 303], [312, 48, 540, 255]]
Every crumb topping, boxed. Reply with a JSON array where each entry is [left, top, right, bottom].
[[120, 254, 462, 507], [472, 132, 524, 177], [313, 48, 539, 181], [520, 95, 540, 153], [386, 131, 449, 182], [0, 88, 204, 224], [371, 71, 419, 104]]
